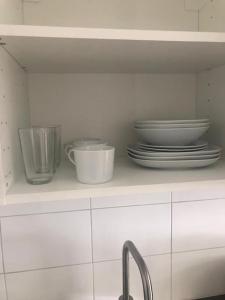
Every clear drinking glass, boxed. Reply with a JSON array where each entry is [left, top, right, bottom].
[[19, 127, 55, 184], [33, 125, 62, 171], [52, 125, 61, 169]]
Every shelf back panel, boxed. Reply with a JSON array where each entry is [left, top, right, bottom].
[[28, 73, 197, 155], [199, 0, 225, 32], [23, 0, 198, 31], [0, 0, 23, 25]]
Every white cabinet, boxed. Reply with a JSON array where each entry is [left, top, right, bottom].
[[1, 1, 225, 300], [172, 248, 225, 300], [92, 204, 171, 261], [1, 211, 92, 272], [173, 198, 225, 252]]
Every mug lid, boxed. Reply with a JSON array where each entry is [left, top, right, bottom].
[[73, 145, 114, 152]]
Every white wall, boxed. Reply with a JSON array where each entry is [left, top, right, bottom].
[[28, 73, 197, 155], [0, 0, 23, 24], [197, 64, 225, 149], [23, 0, 198, 31]]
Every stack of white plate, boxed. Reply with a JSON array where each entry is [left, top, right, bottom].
[[128, 119, 222, 169], [135, 119, 210, 146], [127, 143, 221, 169]]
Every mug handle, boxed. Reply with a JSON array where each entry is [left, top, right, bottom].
[[64, 144, 72, 156], [68, 149, 76, 166]]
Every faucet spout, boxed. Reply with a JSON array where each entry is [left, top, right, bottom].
[[119, 241, 153, 300]]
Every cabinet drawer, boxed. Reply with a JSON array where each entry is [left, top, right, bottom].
[[91, 192, 171, 209], [172, 248, 225, 300], [92, 204, 171, 261], [173, 199, 225, 252], [1, 210, 92, 272]]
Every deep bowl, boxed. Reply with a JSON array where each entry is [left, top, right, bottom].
[[135, 126, 209, 146]]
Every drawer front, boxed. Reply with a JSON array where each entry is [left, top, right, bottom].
[[172, 185, 225, 202], [1, 210, 92, 272], [92, 192, 171, 209], [172, 248, 225, 300], [94, 254, 171, 300], [173, 199, 225, 252], [92, 204, 171, 261], [6, 264, 93, 300]]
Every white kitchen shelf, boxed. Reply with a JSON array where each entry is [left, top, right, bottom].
[[4, 157, 225, 205], [1, 25, 225, 72]]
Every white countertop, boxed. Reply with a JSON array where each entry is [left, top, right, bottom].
[[4, 157, 225, 205]]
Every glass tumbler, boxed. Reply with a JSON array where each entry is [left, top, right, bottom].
[[19, 127, 55, 185], [33, 125, 62, 171], [52, 125, 61, 169]]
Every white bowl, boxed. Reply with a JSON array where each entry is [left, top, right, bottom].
[[135, 126, 209, 146], [135, 123, 210, 129], [135, 119, 209, 125]]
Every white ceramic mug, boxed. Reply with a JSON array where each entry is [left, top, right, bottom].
[[64, 138, 108, 157], [68, 145, 115, 184]]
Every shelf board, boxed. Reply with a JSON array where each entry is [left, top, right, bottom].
[[4, 157, 225, 205], [1, 25, 225, 73]]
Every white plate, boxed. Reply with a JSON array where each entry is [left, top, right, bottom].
[[138, 140, 208, 148], [135, 123, 210, 129], [128, 151, 220, 161], [137, 141, 208, 151], [138, 146, 208, 152], [135, 126, 209, 146], [135, 119, 209, 125], [128, 155, 220, 169], [127, 145, 221, 157]]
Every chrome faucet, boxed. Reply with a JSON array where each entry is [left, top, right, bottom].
[[119, 241, 153, 300]]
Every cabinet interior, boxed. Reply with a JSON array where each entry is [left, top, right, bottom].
[[1, 0, 225, 200], [2, 0, 225, 32]]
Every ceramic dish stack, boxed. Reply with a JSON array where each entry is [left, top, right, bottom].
[[128, 119, 222, 169]]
